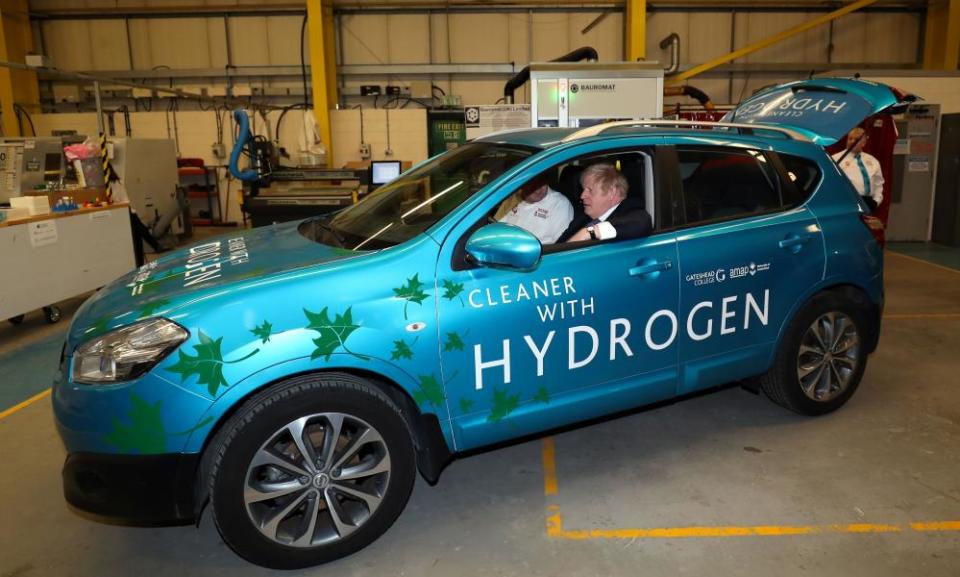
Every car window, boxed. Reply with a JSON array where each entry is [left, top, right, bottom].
[[778, 153, 822, 208], [495, 150, 654, 250], [677, 146, 782, 226], [299, 142, 536, 251]]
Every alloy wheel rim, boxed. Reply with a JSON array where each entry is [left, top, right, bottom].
[[797, 312, 860, 402], [243, 412, 391, 548]]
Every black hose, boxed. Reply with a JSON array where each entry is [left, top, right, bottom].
[[681, 86, 713, 110], [502, 46, 599, 103], [276, 102, 308, 143], [13, 104, 37, 136], [300, 15, 310, 108]]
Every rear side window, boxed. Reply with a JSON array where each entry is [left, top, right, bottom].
[[676, 146, 781, 226], [778, 153, 822, 207]]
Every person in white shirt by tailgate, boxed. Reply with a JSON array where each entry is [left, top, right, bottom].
[[497, 173, 574, 245], [832, 127, 884, 210]]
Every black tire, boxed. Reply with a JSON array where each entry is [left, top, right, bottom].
[[207, 373, 416, 569], [8, 314, 25, 325], [43, 306, 61, 324], [760, 291, 870, 416]]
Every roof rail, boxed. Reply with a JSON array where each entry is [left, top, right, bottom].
[[560, 119, 809, 143]]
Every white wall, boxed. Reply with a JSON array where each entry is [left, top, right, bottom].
[[866, 75, 960, 114], [32, 108, 427, 220]]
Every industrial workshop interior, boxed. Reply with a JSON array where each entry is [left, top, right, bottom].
[[2, 0, 960, 574]]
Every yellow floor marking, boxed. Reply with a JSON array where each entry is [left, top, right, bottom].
[[886, 250, 960, 275], [541, 437, 960, 540], [911, 521, 960, 532], [0, 388, 51, 421], [884, 313, 960, 320], [542, 436, 558, 496]]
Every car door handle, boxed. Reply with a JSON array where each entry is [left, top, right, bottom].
[[629, 260, 672, 277], [778, 234, 813, 252]]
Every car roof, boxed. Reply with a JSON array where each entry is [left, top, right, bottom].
[[475, 121, 826, 160]]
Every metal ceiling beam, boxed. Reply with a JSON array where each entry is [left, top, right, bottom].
[[307, 0, 334, 165], [625, 0, 647, 61], [0, 0, 39, 136], [1, 60, 286, 109], [923, 0, 960, 69], [668, 0, 881, 85], [24, 0, 925, 20]]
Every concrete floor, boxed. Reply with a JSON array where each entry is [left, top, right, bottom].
[[1, 247, 959, 576]]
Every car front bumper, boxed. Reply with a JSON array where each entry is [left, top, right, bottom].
[[62, 451, 200, 525]]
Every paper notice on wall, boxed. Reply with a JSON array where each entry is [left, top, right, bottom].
[[893, 138, 910, 155], [908, 155, 930, 172], [29, 220, 58, 247], [465, 105, 531, 139], [90, 210, 111, 221]]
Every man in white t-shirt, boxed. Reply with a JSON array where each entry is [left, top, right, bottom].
[[832, 127, 884, 210], [498, 175, 574, 245]]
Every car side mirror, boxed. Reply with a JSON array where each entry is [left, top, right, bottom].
[[465, 223, 542, 271]]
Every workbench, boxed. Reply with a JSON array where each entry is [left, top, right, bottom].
[[0, 203, 136, 323]]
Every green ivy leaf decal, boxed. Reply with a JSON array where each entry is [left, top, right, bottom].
[[459, 398, 474, 413], [413, 373, 445, 410], [250, 320, 273, 344], [233, 266, 274, 283], [304, 306, 365, 361], [105, 393, 167, 453], [165, 330, 259, 396], [390, 339, 414, 361], [137, 298, 171, 319], [441, 279, 465, 306], [443, 331, 465, 352], [140, 270, 181, 295], [392, 273, 430, 320], [487, 386, 521, 423], [533, 386, 550, 404]]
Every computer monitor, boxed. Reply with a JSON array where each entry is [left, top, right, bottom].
[[370, 161, 401, 187]]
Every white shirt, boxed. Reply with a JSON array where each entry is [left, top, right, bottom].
[[499, 187, 574, 245], [832, 150, 884, 205], [591, 201, 622, 240]]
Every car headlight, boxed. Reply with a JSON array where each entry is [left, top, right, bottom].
[[73, 318, 189, 384]]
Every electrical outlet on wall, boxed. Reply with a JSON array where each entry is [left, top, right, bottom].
[[359, 143, 371, 159], [384, 148, 393, 157], [212, 142, 226, 159]]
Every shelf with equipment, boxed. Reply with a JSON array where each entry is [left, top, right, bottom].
[[177, 158, 235, 226]]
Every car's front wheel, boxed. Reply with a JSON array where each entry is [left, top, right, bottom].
[[760, 291, 871, 416], [207, 373, 416, 569]]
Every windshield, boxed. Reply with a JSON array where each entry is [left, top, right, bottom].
[[298, 142, 537, 250]]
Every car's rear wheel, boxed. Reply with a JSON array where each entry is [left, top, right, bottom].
[[207, 373, 416, 569], [760, 291, 870, 416]]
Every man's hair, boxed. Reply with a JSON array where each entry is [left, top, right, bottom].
[[582, 163, 628, 200], [522, 173, 549, 192]]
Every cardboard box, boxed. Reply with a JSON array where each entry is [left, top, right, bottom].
[[0, 206, 30, 223], [10, 195, 50, 215]]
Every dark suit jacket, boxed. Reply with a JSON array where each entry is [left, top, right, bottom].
[[556, 197, 652, 243]]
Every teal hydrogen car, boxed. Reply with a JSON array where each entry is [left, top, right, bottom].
[[54, 78, 911, 569]]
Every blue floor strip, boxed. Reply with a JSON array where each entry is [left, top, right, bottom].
[[0, 331, 65, 414], [887, 242, 960, 271]]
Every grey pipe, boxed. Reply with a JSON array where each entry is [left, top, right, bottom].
[[660, 33, 680, 76]]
